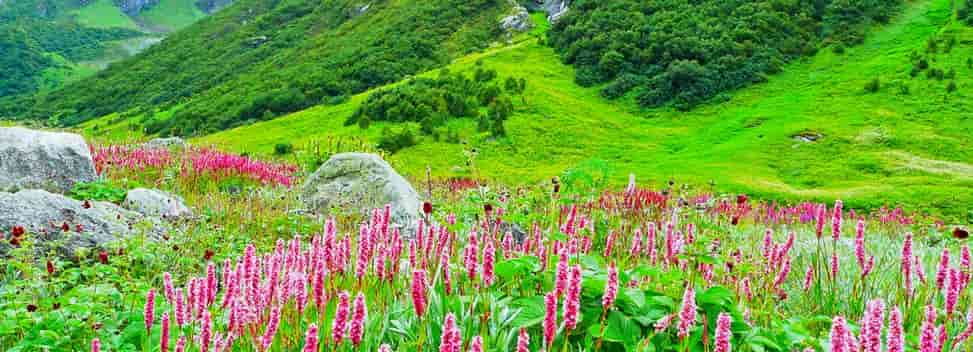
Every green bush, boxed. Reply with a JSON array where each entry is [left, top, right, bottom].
[[377, 127, 418, 154], [864, 78, 880, 93], [547, 0, 903, 110], [69, 180, 130, 204], [274, 143, 294, 156]]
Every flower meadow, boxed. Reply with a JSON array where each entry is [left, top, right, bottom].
[[0, 144, 970, 352]]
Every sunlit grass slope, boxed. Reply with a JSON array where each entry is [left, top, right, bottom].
[[181, 0, 969, 218]]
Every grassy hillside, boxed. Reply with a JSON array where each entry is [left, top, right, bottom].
[[138, 0, 209, 31], [72, 0, 141, 30], [189, 0, 971, 219], [0, 0, 217, 102], [24, 0, 512, 135]]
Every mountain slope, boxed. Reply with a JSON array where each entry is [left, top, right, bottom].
[[23, 0, 512, 135], [191, 0, 972, 218], [0, 0, 225, 100]]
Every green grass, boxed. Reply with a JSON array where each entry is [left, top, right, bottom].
[[104, 0, 969, 219], [72, 0, 140, 30], [138, 0, 207, 32]]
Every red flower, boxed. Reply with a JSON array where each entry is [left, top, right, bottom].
[[731, 216, 740, 226], [736, 194, 748, 205], [204, 249, 215, 261], [82, 200, 92, 209], [954, 227, 969, 239], [484, 204, 493, 213], [46, 260, 55, 275], [11, 225, 25, 237], [75, 224, 84, 233], [98, 250, 109, 264], [60, 222, 70, 232], [422, 202, 433, 215], [26, 304, 37, 312]]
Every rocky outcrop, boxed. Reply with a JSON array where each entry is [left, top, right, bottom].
[[124, 188, 192, 220], [0, 127, 97, 193], [500, 4, 533, 33], [0, 190, 164, 258], [301, 153, 422, 237], [538, 0, 569, 22], [113, 0, 160, 16], [195, 0, 234, 13], [142, 137, 188, 150]]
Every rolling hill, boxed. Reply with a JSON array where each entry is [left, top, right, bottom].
[[183, 0, 972, 219], [0, 0, 226, 101]]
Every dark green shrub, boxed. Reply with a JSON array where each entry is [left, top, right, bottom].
[[377, 127, 417, 153], [864, 78, 880, 93], [274, 143, 294, 155]]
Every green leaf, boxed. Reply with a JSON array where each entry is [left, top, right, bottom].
[[509, 296, 545, 328]]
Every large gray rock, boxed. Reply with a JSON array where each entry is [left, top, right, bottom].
[[124, 188, 192, 220], [301, 153, 422, 237], [0, 127, 97, 193], [500, 5, 533, 33], [539, 0, 569, 22], [0, 190, 164, 258]]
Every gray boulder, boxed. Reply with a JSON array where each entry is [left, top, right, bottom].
[[301, 153, 422, 237], [142, 137, 188, 150], [500, 5, 533, 33], [539, 0, 569, 22], [0, 127, 97, 193], [0, 190, 164, 258], [124, 188, 192, 220], [498, 221, 528, 243]]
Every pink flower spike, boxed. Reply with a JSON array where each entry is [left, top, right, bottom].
[[90, 338, 100, 352], [411, 270, 428, 318], [350, 292, 367, 346], [175, 335, 186, 352], [332, 291, 351, 345], [830, 316, 849, 352], [517, 328, 530, 352], [677, 286, 696, 339], [602, 262, 619, 309], [887, 307, 904, 352], [303, 324, 319, 352], [714, 313, 732, 352], [543, 291, 558, 345], [562, 264, 583, 331], [469, 336, 484, 352], [160, 312, 170, 352], [144, 288, 156, 332]]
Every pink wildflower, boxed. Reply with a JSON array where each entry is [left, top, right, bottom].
[[303, 324, 319, 352], [482, 238, 495, 287], [563, 264, 582, 330], [350, 293, 367, 346], [887, 307, 904, 352], [144, 289, 156, 332], [714, 313, 732, 352], [332, 292, 350, 345], [830, 316, 849, 352], [411, 270, 428, 318], [160, 312, 170, 352], [517, 328, 530, 352], [603, 262, 619, 309], [543, 292, 557, 345], [470, 336, 484, 352], [677, 286, 696, 339]]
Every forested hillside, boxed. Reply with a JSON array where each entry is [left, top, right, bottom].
[[14, 0, 511, 136], [548, 0, 901, 109], [0, 0, 223, 101]]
